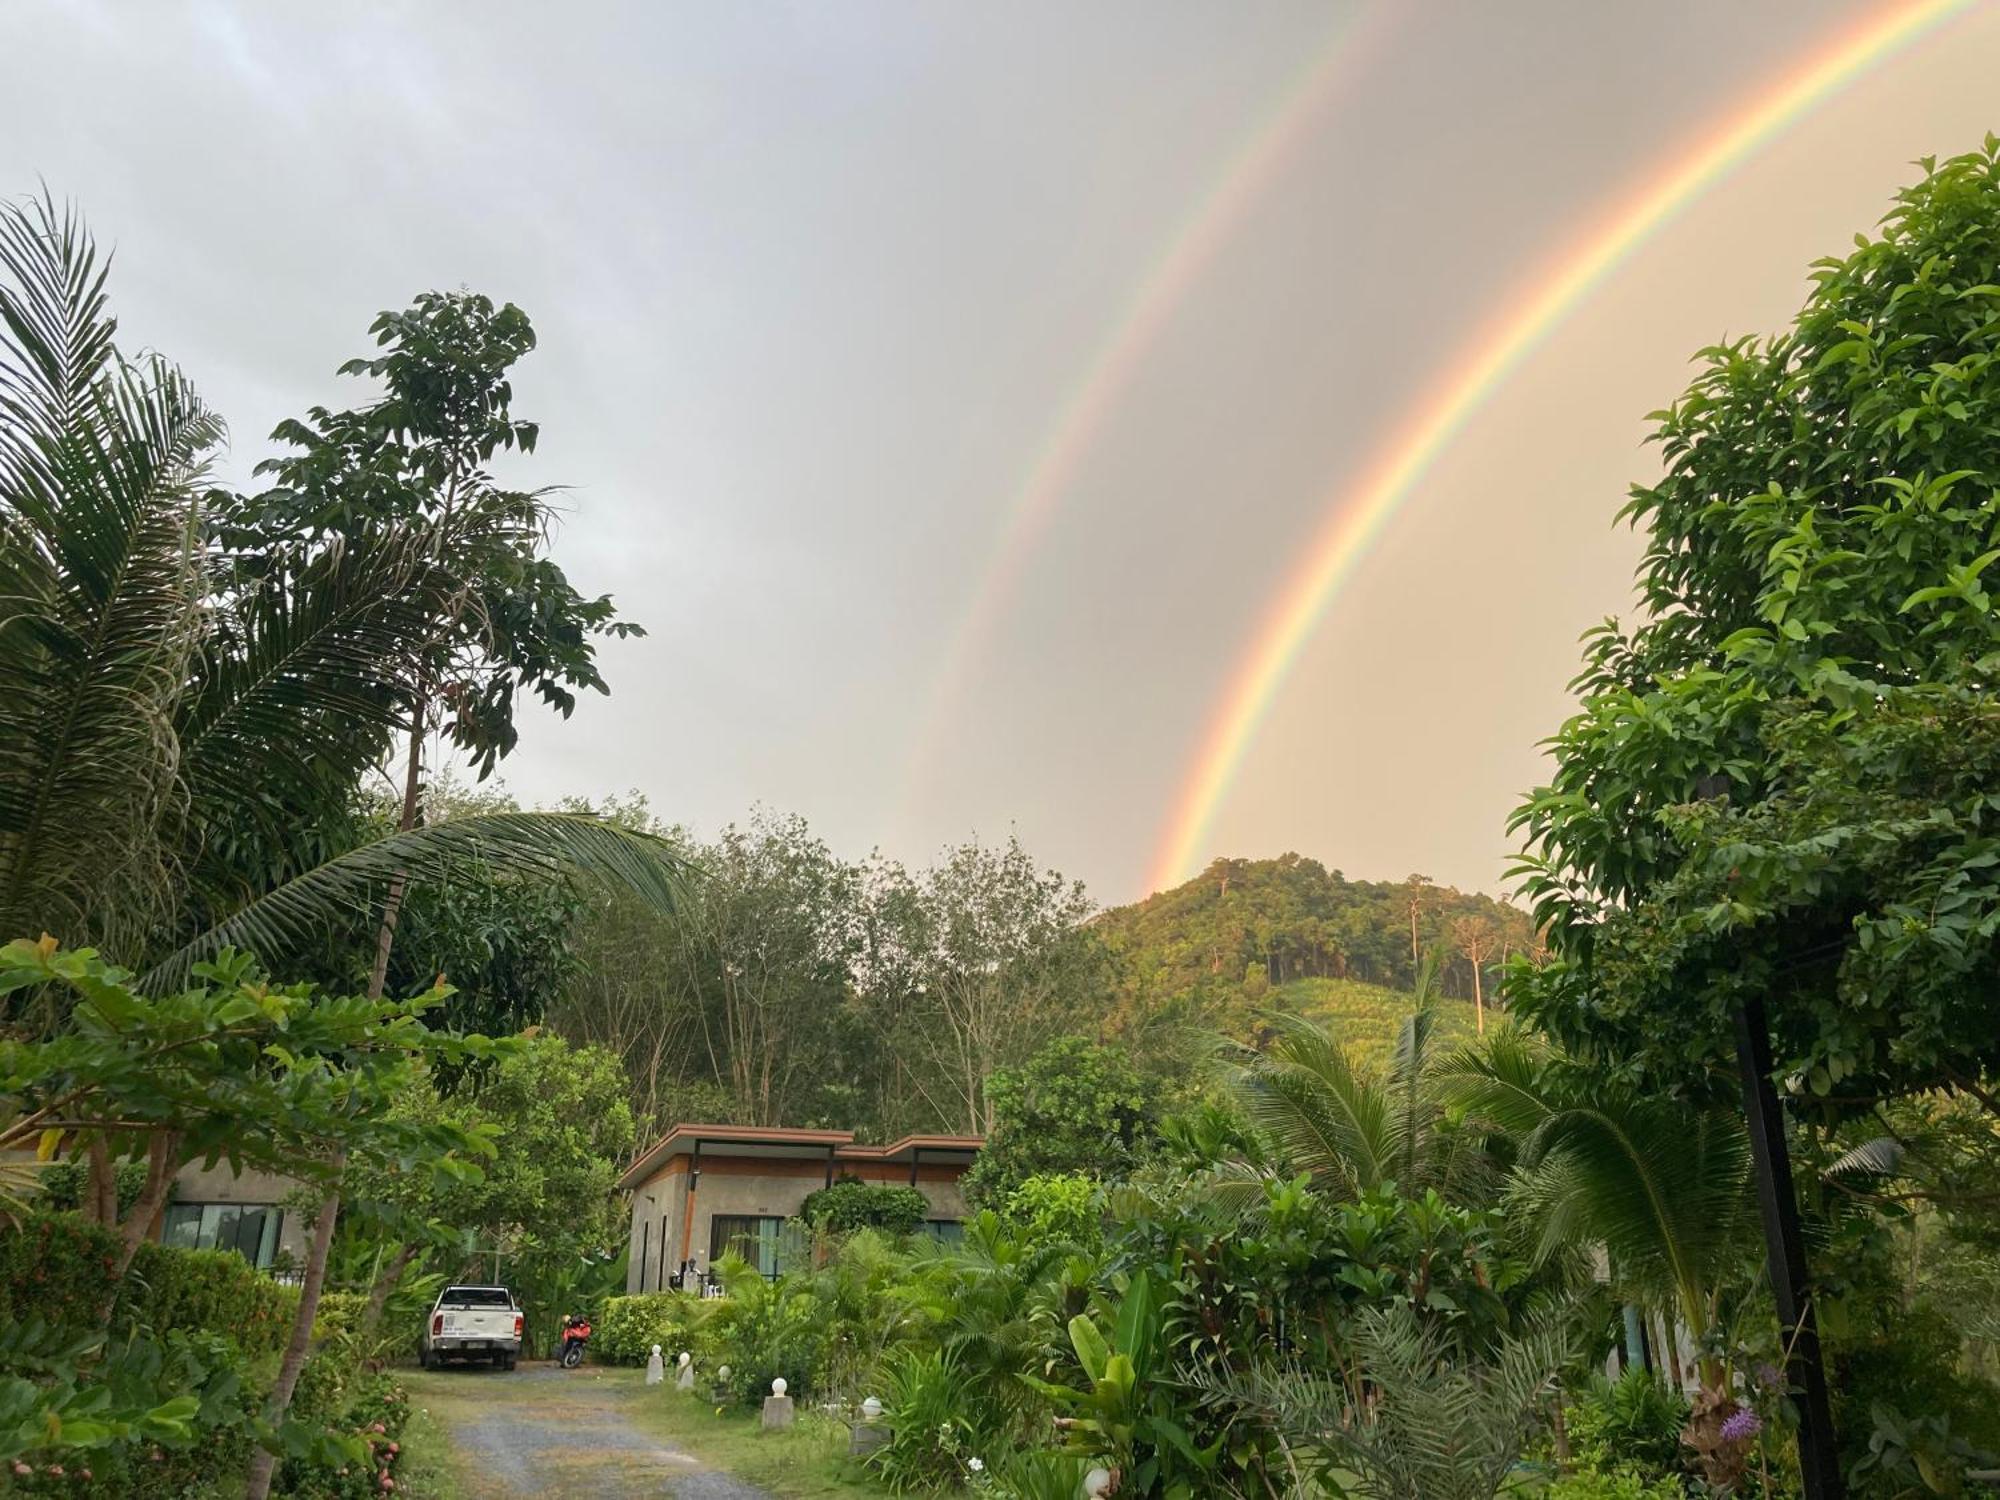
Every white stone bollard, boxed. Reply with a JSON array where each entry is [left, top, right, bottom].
[[644, 1344, 664, 1386], [761, 1376, 795, 1430]]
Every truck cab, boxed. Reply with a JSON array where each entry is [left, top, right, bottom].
[[419, 1285, 522, 1370]]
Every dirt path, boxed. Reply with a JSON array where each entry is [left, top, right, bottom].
[[407, 1364, 779, 1499]]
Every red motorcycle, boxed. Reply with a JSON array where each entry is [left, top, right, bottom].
[[557, 1313, 593, 1369]]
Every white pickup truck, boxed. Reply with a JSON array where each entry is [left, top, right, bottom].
[[418, 1285, 522, 1370]]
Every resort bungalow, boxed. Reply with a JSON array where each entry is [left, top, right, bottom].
[[617, 1123, 982, 1292]]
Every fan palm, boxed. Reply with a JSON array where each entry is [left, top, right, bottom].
[[0, 193, 689, 996]]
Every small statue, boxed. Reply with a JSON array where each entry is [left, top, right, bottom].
[[645, 1344, 664, 1386], [675, 1349, 695, 1392]]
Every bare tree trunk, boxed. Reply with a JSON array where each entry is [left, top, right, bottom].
[[1661, 1308, 1685, 1391], [359, 1242, 423, 1337], [250, 704, 427, 1499], [1472, 960, 1485, 1034], [112, 1131, 180, 1278], [245, 1162, 342, 1500], [367, 712, 427, 1000], [86, 1135, 115, 1228]]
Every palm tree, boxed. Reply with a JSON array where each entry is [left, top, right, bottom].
[[1438, 1028, 1758, 1395], [0, 193, 687, 991], [0, 193, 689, 1499], [1228, 957, 1494, 1201]]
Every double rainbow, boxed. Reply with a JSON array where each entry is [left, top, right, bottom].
[[1146, 0, 1979, 894], [901, 3, 1394, 802]]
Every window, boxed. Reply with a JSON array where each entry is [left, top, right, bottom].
[[923, 1219, 965, 1248], [438, 1288, 513, 1307], [709, 1215, 785, 1279], [161, 1202, 283, 1269]]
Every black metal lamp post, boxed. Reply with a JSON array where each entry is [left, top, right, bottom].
[[1735, 992, 1844, 1499]]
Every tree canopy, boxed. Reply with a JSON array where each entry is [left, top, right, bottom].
[[1512, 142, 2000, 1131]]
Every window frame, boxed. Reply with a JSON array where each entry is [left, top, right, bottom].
[[160, 1201, 285, 1269], [708, 1213, 786, 1280]]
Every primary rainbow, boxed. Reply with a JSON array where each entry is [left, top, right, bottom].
[[901, 3, 1393, 804], [1147, 0, 1980, 895]]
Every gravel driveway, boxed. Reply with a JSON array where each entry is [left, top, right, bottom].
[[408, 1364, 778, 1498]]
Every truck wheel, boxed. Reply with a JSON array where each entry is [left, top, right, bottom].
[[418, 1346, 432, 1370], [501, 1353, 517, 1371]]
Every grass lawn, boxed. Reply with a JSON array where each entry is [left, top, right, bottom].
[[392, 1391, 468, 1499], [613, 1370, 881, 1499]]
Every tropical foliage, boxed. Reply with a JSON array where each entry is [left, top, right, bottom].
[[0, 188, 676, 1496], [11, 129, 2000, 1500]]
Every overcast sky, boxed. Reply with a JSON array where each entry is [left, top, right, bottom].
[[8, 1, 1998, 906]]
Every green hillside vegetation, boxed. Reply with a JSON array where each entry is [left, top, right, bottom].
[[1273, 976, 1479, 1073], [1098, 853, 1533, 1047]]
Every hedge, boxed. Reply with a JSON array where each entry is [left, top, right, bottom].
[[0, 1212, 298, 1361], [797, 1179, 928, 1236]]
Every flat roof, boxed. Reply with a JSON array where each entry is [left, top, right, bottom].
[[617, 1123, 983, 1192]]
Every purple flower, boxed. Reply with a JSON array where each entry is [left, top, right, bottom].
[[1753, 1362, 1782, 1389], [1720, 1406, 1763, 1444]]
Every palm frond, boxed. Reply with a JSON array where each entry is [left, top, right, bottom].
[[1438, 1035, 1754, 1325], [1199, 1303, 1575, 1500], [1387, 954, 1445, 1186], [0, 192, 219, 951], [143, 812, 693, 991], [1822, 1135, 1904, 1180], [1237, 1012, 1394, 1195], [176, 526, 452, 905]]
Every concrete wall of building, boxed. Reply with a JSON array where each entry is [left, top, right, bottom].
[[622, 1154, 970, 1294], [170, 1162, 311, 1263]]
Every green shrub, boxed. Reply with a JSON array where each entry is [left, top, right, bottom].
[[0, 1213, 297, 1362], [1832, 1297, 2000, 1472], [289, 1290, 370, 1434], [868, 1346, 990, 1492], [799, 1178, 929, 1236], [1543, 1472, 1687, 1500], [998, 1173, 1101, 1246], [278, 1370, 418, 1499], [595, 1291, 717, 1366], [35, 1159, 156, 1218], [1565, 1368, 1688, 1479], [979, 1450, 1093, 1500], [0, 1326, 259, 1496], [707, 1259, 828, 1405]]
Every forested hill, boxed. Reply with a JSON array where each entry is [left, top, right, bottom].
[[1098, 854, 1536, 1037]]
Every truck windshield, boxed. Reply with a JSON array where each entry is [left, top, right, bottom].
[[440, 1288, 511, 1307]]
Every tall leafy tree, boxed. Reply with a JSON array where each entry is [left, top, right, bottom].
[[867, 836, 1108, 1135], [1510, 141, 2000, 1489], [1511, 141, 2000, 1126], [0, 194, 685, 993], [234, 286, 643, 998], [961, 1036, 1155, 1207], [0, 195, 687, 1498]]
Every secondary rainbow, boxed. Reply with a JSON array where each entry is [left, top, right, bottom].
[[901, 4, 1393, 804], [1148, 0, 1980, 894]]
